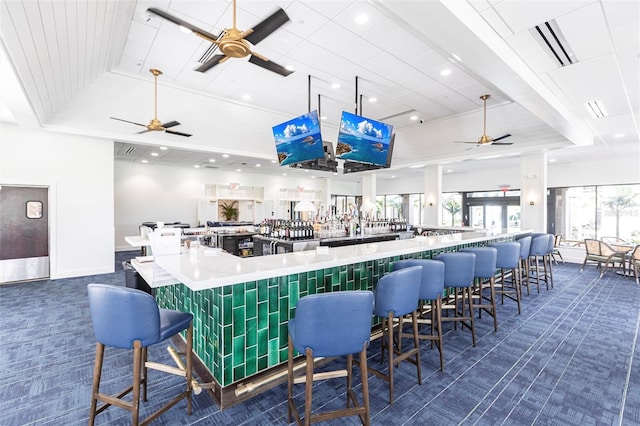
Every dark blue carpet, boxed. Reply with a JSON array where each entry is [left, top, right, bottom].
[[1, 252, 639, 425]]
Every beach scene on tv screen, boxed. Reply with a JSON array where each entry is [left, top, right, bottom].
[[272, 110, 324, 166], [335, 111, 393, 166]]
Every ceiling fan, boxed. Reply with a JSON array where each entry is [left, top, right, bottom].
[[147, 0, 293, 76], [455, 94, 512, 146], [110, 68, 191, 137]]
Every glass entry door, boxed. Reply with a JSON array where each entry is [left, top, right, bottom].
[[469, 204, 520, 231]]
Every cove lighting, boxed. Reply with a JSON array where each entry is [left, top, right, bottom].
[[151, 152, 159, 156], [159, 146, 168, 150], [222, 154, 230, 158], [440, 68, 452, 76], [209, 159, 216, 162], [355, 14, 368, 24]]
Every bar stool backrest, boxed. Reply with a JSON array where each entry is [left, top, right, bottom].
[[88, 284, 161, 349], [518, 236, 532, 260], [393, 259, 445, 301], [289, 291, 374, 357], [490, 242, 520, 269], [435, 252, 476, 287], [373, 266, 422, 319], [529, 234, 550, 256], [461, 247, 498, 279]]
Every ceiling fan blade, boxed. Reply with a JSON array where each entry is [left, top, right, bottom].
[[136, 129, 152, 134], [147, 8, 220, 43], [196, 54, 227, 73], [490, 142, 514, 145], [244, 8, 290, 45], [162, 120, 181, 129], [453, 141, 478, 144], [248, 55, 293, 76], [492, 133, 512, 142], [164, 129, 192, 137], [110, 117, 147, 127]]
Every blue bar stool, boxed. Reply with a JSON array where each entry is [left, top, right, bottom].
[[371, 266, 422, 404], [517, 236, 532, 295], [489, 242, 522, 314], [462, 247, 499, 332], [287, 290, 374, 425], [393, 259, 446, 371], [435, 252, 477, 347], [529, 234, 551, 291], [87, 284, 193, 426]]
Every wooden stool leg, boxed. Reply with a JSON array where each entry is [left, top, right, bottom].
[[132, 341, 143, 426], [186, 325, 193, 415], [359, 347, 371, 426], [89, 342, 105, 426]]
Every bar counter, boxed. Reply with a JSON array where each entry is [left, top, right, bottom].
[[132, 229, 526, 408]]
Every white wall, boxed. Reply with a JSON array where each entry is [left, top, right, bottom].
[[114, 162, 357, 250], [1, 123, 114, 278]]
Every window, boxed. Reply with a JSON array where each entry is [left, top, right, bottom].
[[553, 184, 639, 244]]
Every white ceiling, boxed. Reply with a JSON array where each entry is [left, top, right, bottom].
[[1, 0, 638, 183]]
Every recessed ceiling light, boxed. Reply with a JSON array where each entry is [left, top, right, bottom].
[[282, 173, 287, 176], [440, 68, 452, 76], [271, 160, 277, 163], [320, 115, 327, 120], [256, 163, 261, 167], [390, 175, 396, 178], [242, 94, 251, 101], [236, 168, 242, 172], [409, 164, 424, 168], [613, 133, 625, 138], [311, 176, 315, 179], [209, 158, 216, 162], [304, 169, 309, 173], [141, 160, 148, 163], [409, 115, 418, 121], [355, 14, 368, 24], [222, 154, 230, 158], [151, 152, 159, 156], [331, 82, 340, 89], [446, 169, 453, 173], [368, 97, 377, 103], [159, 146, 168, 150], [194, 164, 200, 168]]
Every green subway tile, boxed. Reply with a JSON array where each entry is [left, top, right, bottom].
[[222, 295, 232, 326], [258, 279, 268, 302], [268, 286, 278, 313], [233, 307, 245, 337], [268, 338, 279, 367], [246, 318, 257, 347], [245, 346, 257, 376], [222, 325, 233, 357], [257, 329, 268, 357], [268, 313, 279, 339], [233, 336, 245, 367], [222, 355, 233, 386], [233, 365, 245, 383], [233, 284, 245, 308], [279, 323, 288, 349], [257, 302, 268, 329], [299, 273, 307, 293], [246, 289, 257, 318]]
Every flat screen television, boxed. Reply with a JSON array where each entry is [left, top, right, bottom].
[[272, 110, 325, 166], [335, 111, 394, 167]]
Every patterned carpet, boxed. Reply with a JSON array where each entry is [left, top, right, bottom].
[[1, 252, 639, 425]]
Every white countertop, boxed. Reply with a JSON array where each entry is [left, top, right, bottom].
[[132, 229, 527, 292]]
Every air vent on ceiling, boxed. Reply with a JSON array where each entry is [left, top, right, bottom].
[[124, 146, 136, 155], [530, 19, 577, 67]]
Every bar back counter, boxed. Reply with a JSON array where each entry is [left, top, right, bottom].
[[132, 229, 526, 408]]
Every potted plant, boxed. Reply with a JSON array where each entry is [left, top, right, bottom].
[[220, 200, 239, 221]]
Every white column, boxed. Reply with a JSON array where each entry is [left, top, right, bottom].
[[520, 152, 548, 232], [361, 172, 377, 218], [424, 165, 442, 226], [319, 177, 332, 218]]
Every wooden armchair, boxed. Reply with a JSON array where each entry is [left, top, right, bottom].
[[580, 239, 627, 278]]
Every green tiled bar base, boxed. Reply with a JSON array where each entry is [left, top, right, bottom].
[[155, 237, 509, 389]]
